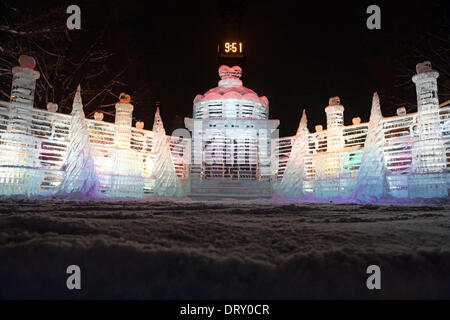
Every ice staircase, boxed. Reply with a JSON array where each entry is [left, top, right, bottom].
[[188, 178, 273, 200]]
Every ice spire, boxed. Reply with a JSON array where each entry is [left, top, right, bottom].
[[73, 85, 82, 109], [58, 85, 99, 197], [151, 107, 184, 197], [354, 92, 388, 201], [152, 107, 165, 135], [277, 109, 310, 198], [296, 109, 308, 136]]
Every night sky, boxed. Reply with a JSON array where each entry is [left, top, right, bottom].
[[3, 0, 449, 136]]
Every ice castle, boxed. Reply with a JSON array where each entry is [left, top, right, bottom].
[[0, 56, 448, 201]]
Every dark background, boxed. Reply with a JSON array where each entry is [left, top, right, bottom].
[[1, 0, 449, 136]]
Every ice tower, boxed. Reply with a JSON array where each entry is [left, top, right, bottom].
[[315, 97, 345, 198], [185, 65, 279, 199], [325, 96, 345, 152], [110, 93, 143, 197], [114, 93, 134, 150], [0, 56, 41, 195], [410, 61, 447, 197], [10, 56, 40, 108]]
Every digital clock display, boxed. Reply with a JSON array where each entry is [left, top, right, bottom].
[[219, 41, 245, 58]]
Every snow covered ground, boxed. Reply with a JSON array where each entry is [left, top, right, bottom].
[[0, 198, 449, 299]]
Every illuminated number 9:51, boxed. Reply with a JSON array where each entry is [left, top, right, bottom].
[[225, 42, 242, 53]]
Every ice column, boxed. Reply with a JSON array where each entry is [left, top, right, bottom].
[[151, 107, 183, 197], [8, 55, 40, 161], [325, 96, 344, 154], [277, 109, 310, 198], [111, 93, 143, 197], [411, 61, 446, 172], [354, 93, 388, 201], [58, 85, 99, 196], [315, 97, 344, 198], [10, 55, 40, 108], [410, 61, 447, 197], [112, 93, 134, 176], [1, 56, 41, 195], [114, 93, 134, 150]]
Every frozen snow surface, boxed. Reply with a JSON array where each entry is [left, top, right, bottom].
[[0, 198, 449, 299]]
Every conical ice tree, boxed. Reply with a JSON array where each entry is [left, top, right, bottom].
[[58, 85, 99, 196], [354, 92, 388, 201], [277, 109, 310, 198], [152, 107, 183, 197]]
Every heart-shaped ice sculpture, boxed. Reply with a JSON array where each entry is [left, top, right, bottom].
[[218, 65, 242, 79]]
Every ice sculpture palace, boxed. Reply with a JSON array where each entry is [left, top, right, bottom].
[[0, 56, 448, 201]]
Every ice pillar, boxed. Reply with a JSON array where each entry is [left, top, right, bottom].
[[325, 96, 344, 154], [8, 55, 40, 152], [112, 93, 134, 176], [410, 61, 447, 197], [315, 97, 344, 198], [114, 93, 134, 150], [111, 93, 142, 197], [0, 56, 41, 196], [10, 55, 40, 108], [411, 61, 446, 172]]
